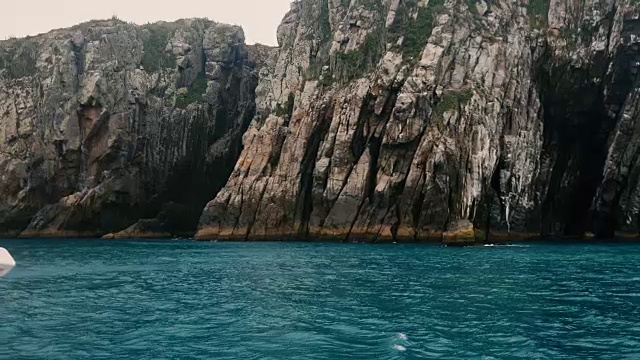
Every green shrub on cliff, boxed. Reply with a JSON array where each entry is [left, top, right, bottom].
[[0, 39, 38, 79], [334, 28, 384, 82], [387, 0, 446, 61], [175, 74, 208, 109], [433, 88, 474, 120], [318, 0, 333, 43], [141, 24, 176, 72], [275, 92, 296, 117], [528, 0, 550, 27], [403, 0, 445, 61]]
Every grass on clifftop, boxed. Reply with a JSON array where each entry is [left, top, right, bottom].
[[0, 39, 38, 79], [307, 0, 448, 84]]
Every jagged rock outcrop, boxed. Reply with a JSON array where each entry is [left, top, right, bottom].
[[197, 0, 640, 243], [0, 18, 259, 238], [246, 43, 279, 119], [3, 1, 640, 243]]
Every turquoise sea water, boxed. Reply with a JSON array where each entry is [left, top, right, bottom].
[[1, 240, 639, 359]]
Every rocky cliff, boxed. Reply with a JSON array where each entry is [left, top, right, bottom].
[[3, 1, 640, 243], [196, 0, 640, 243], [0, 18, 258, 238]]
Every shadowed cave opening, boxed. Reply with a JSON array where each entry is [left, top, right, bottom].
[[533, 37, 636, 238]]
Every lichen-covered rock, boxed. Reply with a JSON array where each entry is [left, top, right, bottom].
[[197, 0, 640, 243], [0, 18, 258, 238], [247, 43, 279, 119], [4, 2, 640, 243]]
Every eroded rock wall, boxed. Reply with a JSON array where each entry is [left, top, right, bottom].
[[197, 0, 640, 242], [0, 18, 258, 237], [3, 1, 640, 242]]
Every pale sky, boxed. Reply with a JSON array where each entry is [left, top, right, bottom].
[[0, 0, 293, 45]]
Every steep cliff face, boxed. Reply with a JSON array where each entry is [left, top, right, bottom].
[[197, 0, 640, 242], [3, 2, 640, 242], [0, 18, 258, 237]]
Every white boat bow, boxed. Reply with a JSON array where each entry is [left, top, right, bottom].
[[0, 248, 15, 277]]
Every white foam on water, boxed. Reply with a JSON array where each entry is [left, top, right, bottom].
[[393, 345, 407, 351], [483, 244, 530, 248], [397, 333, 408, 341]]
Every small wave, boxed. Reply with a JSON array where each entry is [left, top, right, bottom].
[[397, 333, 408, 341], [483, 244, 529, 248], [393, 345, 407, 351]]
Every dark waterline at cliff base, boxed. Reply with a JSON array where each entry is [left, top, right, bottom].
[[1, 240, 640, 359]]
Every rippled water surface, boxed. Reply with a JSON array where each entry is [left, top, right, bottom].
[[1, 240, 640, 359]]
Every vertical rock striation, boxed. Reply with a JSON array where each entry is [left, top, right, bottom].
[[3, 2, 640, 243], [0, 18, 258, 238], [197, 0, 640, 243]]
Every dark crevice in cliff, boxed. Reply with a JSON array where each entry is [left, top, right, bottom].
[[482, 100, 522, 236], [525, 3, 640, 239], [366, 137, 382, 202], [297, 101, 335, 239], [385, 148, 421, 242], [345, 138, 383, 242], [351, 94, 374, 163], [159, 101, 256, 236], [488, 154, 504, 232], [410, 171, 427, 238], [537, 78, 613, 237], [360, 93, 382, 201], [314, 93, 378, 231], [371, 90, 414, 242], [479, 175, 498, 242], [444, 161, 459, 232], [144, 53, 257, 236], [350, 86, 412, 242], [245, 181, 269, 241], [71, 40, 86, 93], [535, 38, 629, 238], [158, 109, 211, 234]]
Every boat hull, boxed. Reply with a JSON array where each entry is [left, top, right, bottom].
[[0, 248, 15, 277]]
